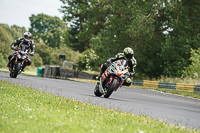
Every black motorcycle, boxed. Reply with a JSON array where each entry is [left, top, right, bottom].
[[8, 45, 29, 78]]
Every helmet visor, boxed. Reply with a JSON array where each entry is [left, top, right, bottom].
[[26, 37, 31, 39], [125, 54, 133, 59]]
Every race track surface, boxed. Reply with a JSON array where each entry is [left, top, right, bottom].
[[0, 72, 200, 129]]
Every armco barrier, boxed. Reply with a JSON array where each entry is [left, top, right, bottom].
[[195, 85, 200, 93], [132, 80, 199, 93], [132, 80, 143, 86], [158, 82, 176, 89], [176, 83, 195, 92], [143, 80, 159, 88], [43, 66, 97, 80]]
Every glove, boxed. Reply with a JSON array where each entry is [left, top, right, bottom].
[[29, 52, 34, 56], [129, 72, 135, 77], [106, 60, 112, 66]]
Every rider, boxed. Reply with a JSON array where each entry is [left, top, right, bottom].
[[7, 32, 35, 71], [97, 47, 137, 86]]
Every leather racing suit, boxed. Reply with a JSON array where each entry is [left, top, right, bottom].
[[100, 53, 137, 86]]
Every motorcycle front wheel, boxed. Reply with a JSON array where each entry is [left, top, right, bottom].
[[13, 62, 21, 78], [104, 78, 118, 98]]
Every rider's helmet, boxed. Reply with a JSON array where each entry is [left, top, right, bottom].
[[123, 47, 134, 60], [24, 32, 32, 42]]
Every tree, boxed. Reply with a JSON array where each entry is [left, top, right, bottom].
[[160, 0, 200, 77], [183, 48, 200, 79], [29, 14, 67, 48], [60, 0, 110, 52], [0, 24, 27, 67], [59, 0, 200, 78]]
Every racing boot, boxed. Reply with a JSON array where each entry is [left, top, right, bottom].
[[7, 62, 10, 67], [21, 64, 26, 72]]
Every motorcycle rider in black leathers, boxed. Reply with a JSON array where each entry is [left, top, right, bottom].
[[97, 47, 137, 86], [7, 32, 35, 71]]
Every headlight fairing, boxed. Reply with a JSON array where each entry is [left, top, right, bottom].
[[17, 54, 21, 59]]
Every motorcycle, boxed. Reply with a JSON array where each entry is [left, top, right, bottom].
[[94, 60, 130, 98], [8, 45, 29, 78]]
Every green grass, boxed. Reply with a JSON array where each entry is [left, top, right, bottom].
[[136, 87, 200, 99], [0, 66, 38, 77], [0, 81, 199, 133], [152, 76, 200, 85], [155, 88, 200, 99]]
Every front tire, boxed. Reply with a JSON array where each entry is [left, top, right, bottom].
[[13, 63, 21, 78], [104, 78, 118, 98]]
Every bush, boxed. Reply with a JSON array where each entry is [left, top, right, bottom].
[[183, 48, 200, 79], [30, 53, 43, 67], [0, 53, 8, 68], [77, 49, 99, 71]]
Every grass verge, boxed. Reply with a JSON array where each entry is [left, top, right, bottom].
[[155, 88, 200, 99], [130, 86, 200, 100], [0, 80, 199, 133]]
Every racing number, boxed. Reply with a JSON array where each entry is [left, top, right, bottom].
[[101, 70, 111, 81]]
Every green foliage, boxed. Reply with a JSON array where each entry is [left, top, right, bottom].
[[77, 49, 99, 71], [183, 48, 200, 79], [160, 0, 200, 77], [29, 14, 67, 48], [60, 0, 200, 78], [0, 22, 79, 68], [36, 43, 54, 65], [36, 43, 80, 65], [0, 25, 12, 54], [0, 53, 8, 68], [30, 53, 43, 67], [0, 24, 21, 67]]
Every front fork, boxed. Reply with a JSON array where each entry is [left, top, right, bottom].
[[98, 76, 115, 94], [98, 78, 105, 94], [11, 58, 24, 73]]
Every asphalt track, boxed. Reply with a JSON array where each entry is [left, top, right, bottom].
[[0, 72, 200, 129]]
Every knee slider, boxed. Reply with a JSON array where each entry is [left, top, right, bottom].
[[126, 78, 131, 84]]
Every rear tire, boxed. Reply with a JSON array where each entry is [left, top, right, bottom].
[[13, 63, 21, 78], [104, 78, 118, 98], [94, 84, 103, 97]]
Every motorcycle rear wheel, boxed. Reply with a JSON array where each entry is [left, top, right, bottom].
[[104, 78, 118, 98]]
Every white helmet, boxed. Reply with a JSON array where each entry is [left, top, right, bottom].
[[24, 32, 32, 42]]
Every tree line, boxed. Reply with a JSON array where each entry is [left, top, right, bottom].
[[0, 23, 80, 69], [0, 0, 200, 79], [59, 0, 200, 78]]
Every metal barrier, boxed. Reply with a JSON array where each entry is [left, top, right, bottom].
[[158, 82, 176, 89], [176, 83, 195, 92], [42, 66, 97, 80], [132, 80, 199, 93], [143, 80, 159, 88], [195, 85, 200, 93]]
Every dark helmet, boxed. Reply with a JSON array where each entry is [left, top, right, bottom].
[[123, 47, 134, 60], [24, 32, 32, 42]]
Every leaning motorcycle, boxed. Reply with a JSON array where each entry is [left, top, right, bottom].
[[94, 60, 130, 98], [8, 46, 29, 78]]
